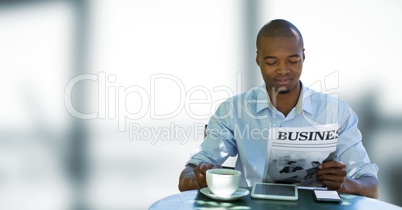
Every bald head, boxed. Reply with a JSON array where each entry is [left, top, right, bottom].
[[256, 19, 304, 50]]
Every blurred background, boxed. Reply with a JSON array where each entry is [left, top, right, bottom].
[[1, 0, 401, 209]]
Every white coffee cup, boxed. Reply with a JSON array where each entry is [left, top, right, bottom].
[[206, 168, 241, 196]]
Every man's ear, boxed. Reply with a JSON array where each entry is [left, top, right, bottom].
[[256, 51, 260, 66], [302, 49, 305, 61]]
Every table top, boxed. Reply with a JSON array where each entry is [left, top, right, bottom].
[[149, 187, 402, 210]]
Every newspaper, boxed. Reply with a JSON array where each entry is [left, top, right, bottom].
[[263, 124, 338, 190]]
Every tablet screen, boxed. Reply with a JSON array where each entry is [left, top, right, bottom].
[[254, 183, 296, 196], [251, 183, 298, 201]]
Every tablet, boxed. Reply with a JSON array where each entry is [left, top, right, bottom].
[[251, 183, 298, 201]]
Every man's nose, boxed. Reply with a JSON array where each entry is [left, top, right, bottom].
[[276, 61, 290, 74]]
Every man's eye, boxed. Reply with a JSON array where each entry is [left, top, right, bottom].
[[266, 61, 277, 66], [288, 58, 300, 64]]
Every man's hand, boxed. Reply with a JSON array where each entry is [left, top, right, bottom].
[[315, 161, 378, 198], [178, 162, 220, 192], [315, 160, 347, 190], [315, 160, 378, 198], [193, 162, 219, 188]]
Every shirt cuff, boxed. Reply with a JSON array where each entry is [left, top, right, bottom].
[[350, 163, 379, 179]]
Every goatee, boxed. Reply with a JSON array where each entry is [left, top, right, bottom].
[[275, 87, 290, 94]]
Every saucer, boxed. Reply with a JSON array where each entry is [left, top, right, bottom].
[[200, 187, 250, 201]]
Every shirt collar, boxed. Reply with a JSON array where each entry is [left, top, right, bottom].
[[255, 82, 314, 115], [255, 84, 270, 113]]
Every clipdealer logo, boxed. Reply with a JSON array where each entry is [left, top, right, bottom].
[[64, 72, 243, 140]]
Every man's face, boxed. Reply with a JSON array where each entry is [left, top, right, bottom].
[[256, 35, 304, 94]]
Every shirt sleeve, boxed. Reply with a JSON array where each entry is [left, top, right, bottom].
[[336, 105, 379, 179], [186, 99, 238, 167]]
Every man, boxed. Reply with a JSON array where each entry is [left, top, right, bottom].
[[178, 19, 378, 198]]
